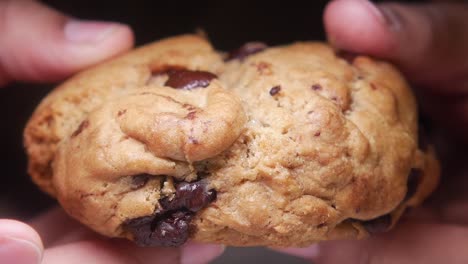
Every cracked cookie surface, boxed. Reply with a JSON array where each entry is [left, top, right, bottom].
[[24, 35, 439, 247]]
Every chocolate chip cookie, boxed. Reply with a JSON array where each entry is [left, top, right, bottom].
[[24, 35, 440, 247]]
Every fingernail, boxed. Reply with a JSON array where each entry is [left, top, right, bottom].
[[64, 20, 120, 44], [0, 236, 42, 264], [180, 242, 225, 264], [378, 6, 403, 31], [360, 1, 401, 31]]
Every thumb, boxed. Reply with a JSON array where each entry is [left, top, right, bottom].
[[0, 219, 43, 264], [324, 0, 468, 92], [0, 0, 134, 86]]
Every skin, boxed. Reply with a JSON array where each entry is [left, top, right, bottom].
[[276, 0, 468, 263], [2, 0, 467, 263], [0, 1, 224, 263]]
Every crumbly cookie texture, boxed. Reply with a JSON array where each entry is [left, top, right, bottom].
[[24, 35, 439, 247]]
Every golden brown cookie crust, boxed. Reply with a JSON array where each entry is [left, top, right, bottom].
[[24, 35, 439, 247]]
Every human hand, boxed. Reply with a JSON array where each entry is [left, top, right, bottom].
[[276, 0, 468, 263], [28, 208, 224, 264], [0, 0, 132, 87], [0, 1, 224, 263]]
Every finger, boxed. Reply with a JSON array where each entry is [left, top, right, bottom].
[[324, 0, 468, 91], [30, 208, 129, 248], [29, 207, 84, 247], [278, 222, 468, 264], [0, 0, 134, 86], [31, 208, 225, 263], [42, 240, 225, 264], [0, 219, 43, 264], [180, 242, 226, 264]]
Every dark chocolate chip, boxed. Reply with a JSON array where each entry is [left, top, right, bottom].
[[131, 174, 150, 190], [269, 86, 281, 96], [405, 169, 422, 201], [124, 179, 216, 247], [71, 120, 89, 137], [125, 211, 193, 247], [150, 211, 193, 247], [160, 181, 217, 212], [311, 84, 322, 91], [225, 42, 268, 61], [124, 215, 156, 246], [164, 69, 217, 90], [336, 50, 359, 64], [357, 214, 392, 234]]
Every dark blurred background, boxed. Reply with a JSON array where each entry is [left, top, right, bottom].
[[0, 0, 429, 263]]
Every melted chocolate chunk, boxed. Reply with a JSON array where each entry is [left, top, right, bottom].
[[164, 69, 217, 90], [160, 181, 217, 212], [124, 215, 156, 246], [405, 169, 423, 201], [71, 120, 89, 138], [125, 211, 194, 247], [150, 211, 193, 247], [336, 50, 359, 64], [131, 174, 150, 190], [225, 42, 268, 61], [124, 179, 216, 247], [358, 214, 392, 234], [269, 86, 281, 96]]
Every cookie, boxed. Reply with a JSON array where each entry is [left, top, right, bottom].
[[24, 35, 439, 247]]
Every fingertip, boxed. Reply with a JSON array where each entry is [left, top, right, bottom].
[[59, 21, 135, 75], [0, 219, 43, 250], [0, 0, 135, 84], [324, 0, 397, 57], [180, 242, 225, 264], [0, 219, 43, 264]]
